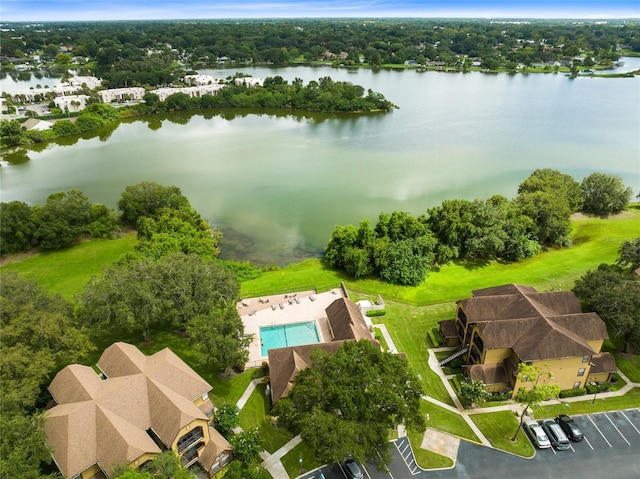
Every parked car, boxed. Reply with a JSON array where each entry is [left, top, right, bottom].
[[523, 419, 551, 449], [556, 414, 584, 441], [343, 458, 364, 479], [540, 419, 570, 450]]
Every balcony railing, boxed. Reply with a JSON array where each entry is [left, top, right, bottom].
[[180, 448, 201, 468], [177, 428, 204, 453]]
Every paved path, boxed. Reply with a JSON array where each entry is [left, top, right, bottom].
[[373, 324, 399, 354], [236, 378, 303, 478], [236, 378, 263, 409], [420, 346, 640, 457], [261, 435, 302, 479]]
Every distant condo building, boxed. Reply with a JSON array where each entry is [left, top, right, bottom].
[[98, 87, 146, 103], [150, 84, 225, 102], [54, 95, 89, 112], [183, 74, 223, 86], [234, 77, 264, 88]]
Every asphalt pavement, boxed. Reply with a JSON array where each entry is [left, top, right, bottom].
[[299, 409, 640, 479]]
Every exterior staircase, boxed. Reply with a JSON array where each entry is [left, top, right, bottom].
[[438, 347, 468, 366]]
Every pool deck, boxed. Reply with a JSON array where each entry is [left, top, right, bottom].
[[238, 288, 346, 368]]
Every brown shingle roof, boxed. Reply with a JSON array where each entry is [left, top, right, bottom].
[[589, 353, 617, 374], [468, 363, 508, 385], [326, 298, 372, 341], [462, 285, 607, 362], [268, 342, 346, 404], [199, 426, 232, 472], [45, 343, 213, 479]]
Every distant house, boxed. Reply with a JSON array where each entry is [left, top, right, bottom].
[[150, 85, 225, 102], [183, 74, 222, 86], [21, 118, 53, 131], [234, 77, 264, 88], [439, 284, 616, 395], [45, 342, 232, 479], [54, 94, 89, 113], [98, 87, 146, 103], [268, 297, 377, 404]]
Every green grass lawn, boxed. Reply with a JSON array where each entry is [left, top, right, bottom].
[[469, 411, 535, 458], [374, 301, 457, 405], [533, 388, 640, 419], [420, 400, 480, 443], [238, 384, 294, 454], [241, 212, 640, 306], [1, 233, 137, 301], [280, 442, 321, 478]]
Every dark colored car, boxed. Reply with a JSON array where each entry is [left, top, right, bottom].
[[540, 419, 571, 450], [556, 414, 584, 441], [343, 458, 364, 479]]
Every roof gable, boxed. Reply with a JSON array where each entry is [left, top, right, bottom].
[[46, 343, 211, 478], [465, 284, 607, 362], [326, 298, 372, 341], [268, 341, 347, 404]]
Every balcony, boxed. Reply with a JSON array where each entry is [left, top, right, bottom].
[[180, 445, 202, 468], [177, 427, 204, 453]]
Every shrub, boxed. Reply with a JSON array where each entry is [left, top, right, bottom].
[[427, 330, 439, 347], [484, 393, 511, 402], [366, 309, 386, 317], [559, 388, 587, 398]]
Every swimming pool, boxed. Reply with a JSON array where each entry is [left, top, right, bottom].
[[260, 322, 320, 356]]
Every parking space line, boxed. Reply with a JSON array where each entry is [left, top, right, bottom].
[[605, 413, 630, 445], [550, 446, 557, 455], [569, 443, 575, 452], [588, 415, 612, 448], [583, 436, 594, 450], [620, 411, 640, 435], [362, 463, 373, 479]]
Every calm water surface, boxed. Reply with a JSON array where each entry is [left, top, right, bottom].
[[1, 64, 639, 264]]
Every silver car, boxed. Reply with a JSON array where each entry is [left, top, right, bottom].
[[523, 419, 551, 449]]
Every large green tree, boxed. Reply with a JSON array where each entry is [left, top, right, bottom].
[[573, 264, 640, 353], [135, 206, 221, 260], [0, 201, 36, 255], [0, 273, 93, 478], [34, 190, 93, 250], [76, 253, 249, 369], [274, 340, 425, 466], [515, 190, 572, 246], [517, 168, 583, 212], [580, 172, 632, 216], [117, 181, 190, 227], [511, 363, 560, 441], [617, 237, 640, 271]]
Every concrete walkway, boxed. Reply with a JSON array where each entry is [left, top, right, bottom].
[[373, 324, 399, 354], [236, 378, 303, 478], [260, 435, 302, 479], [421, 346, 640, 456], [236, 378, 262, 409]]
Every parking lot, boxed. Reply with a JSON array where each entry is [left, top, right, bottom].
[[299, 409, 640, 479]]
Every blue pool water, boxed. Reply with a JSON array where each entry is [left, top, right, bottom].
[[260, 322, 320, 356]]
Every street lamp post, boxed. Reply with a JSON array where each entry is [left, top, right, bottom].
[[589, 363, 598, 404]]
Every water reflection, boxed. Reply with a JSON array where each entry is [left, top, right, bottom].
[[1, 65, 638, 264]]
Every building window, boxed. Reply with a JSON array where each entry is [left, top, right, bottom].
[[202, 392, 209, 401], [582, 355, 590, 363], [578, 368, 586, 377], [573, 382, 581, 389]]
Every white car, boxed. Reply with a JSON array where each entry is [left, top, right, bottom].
[[523, 419, 551, 449]]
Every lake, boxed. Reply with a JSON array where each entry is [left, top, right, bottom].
[[1, 62, 639, 264]]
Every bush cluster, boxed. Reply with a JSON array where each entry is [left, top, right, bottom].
[[325, 169, 633, 285], [558, 388, 587, 398]]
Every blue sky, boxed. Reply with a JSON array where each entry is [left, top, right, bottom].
[[1, 0, 638, 22]]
